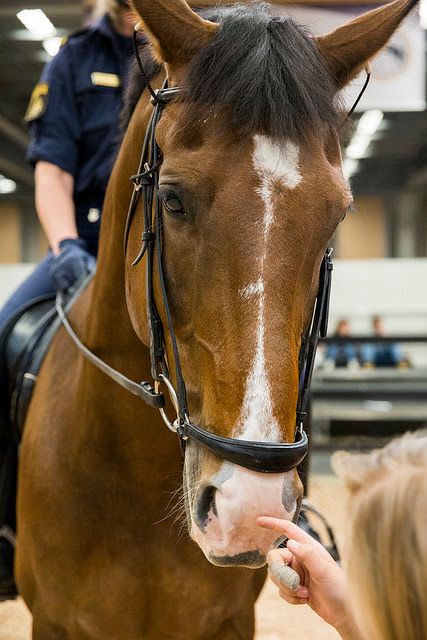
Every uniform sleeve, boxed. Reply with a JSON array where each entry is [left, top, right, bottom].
[[26, 46, 80, 177]]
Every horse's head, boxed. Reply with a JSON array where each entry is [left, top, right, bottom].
[[126, 0, 414, 566]]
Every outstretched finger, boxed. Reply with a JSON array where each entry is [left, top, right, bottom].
[[258, 517, 332, 559]]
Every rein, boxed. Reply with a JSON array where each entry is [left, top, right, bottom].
[[56, 32, 367, 474]]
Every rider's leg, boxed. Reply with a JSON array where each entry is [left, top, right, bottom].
[[0, 253, 56, 599]]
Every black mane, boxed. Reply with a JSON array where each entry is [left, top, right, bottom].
[[121, 4, 339, 142]]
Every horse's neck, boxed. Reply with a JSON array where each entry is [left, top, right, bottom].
[[84, 90, 152, 362], [72, 87, 158, 415], [69, 88, 183, 471]]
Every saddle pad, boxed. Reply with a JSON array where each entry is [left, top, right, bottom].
[[0, 277, 91, 444]]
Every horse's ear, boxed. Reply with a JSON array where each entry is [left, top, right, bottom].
[[130, 0, 219, 65], [315, 0, 417, 89]]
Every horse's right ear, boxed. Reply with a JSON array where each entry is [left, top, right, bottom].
[[130, 0, 219, 65], [315, 0, 418, 89]]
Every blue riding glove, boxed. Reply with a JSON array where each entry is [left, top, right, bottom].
[[50, 238, 96, 291]]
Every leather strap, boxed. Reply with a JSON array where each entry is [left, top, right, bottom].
[[296, 249, 333, 426], [182, 421, 308, 473], [56, 288, 165, 410]]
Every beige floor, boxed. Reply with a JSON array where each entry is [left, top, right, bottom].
[[0, 475, 346, 640]]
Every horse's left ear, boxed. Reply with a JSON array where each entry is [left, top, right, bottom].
[[131, 0, 219, 65], [315, 0, 418, 89]]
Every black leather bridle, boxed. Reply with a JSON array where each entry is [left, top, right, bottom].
[[57, 79, 332, 474], [57, 34, 371, 474], [121, 77, 333, 475]]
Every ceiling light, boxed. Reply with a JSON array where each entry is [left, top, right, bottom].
[[346, 135, 371, 160], [356, 109, 384, 136], [0, 175, 17, 195], [43, 36, 62, 57], [342, 159, 359, 179], [420, 0, 427, 29], [17, 9, 56, 38]]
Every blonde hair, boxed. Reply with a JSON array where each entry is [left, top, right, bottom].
[[92, 0, 121, 21], [332, 431, 427, 640]]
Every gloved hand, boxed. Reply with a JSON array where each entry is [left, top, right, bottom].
[[50, 238, 96, 291]]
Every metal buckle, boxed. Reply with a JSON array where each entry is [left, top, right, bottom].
[[154, 373, 189, 438], [131, 162, 155, 192]]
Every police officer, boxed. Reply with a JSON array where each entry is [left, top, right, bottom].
[[0, 0, 136, 599]]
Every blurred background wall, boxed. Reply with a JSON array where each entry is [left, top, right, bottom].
[[0, 0, 426, 263]]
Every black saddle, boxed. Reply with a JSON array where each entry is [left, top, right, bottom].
[[0, 275, 89, 602], [0, 280, 89, 445]]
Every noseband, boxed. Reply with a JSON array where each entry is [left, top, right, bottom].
[[57, 60, 344, 474]]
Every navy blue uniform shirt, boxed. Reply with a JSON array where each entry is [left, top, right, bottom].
[[26, 15, 134, 251]]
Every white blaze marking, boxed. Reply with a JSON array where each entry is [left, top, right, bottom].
[[252, 135, 302, 190], [237, 135, 302, 442], [240, 279, 264, 300]]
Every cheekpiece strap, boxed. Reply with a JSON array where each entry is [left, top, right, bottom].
[[296, 248, 334, 430]]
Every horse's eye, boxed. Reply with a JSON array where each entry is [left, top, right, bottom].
[[162, 191, 185, 216]]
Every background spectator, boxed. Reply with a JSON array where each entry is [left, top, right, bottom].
[[361, 315, 408, 368], [323, 319, 359, 369]]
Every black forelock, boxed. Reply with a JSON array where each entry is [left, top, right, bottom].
[[121, 4, 340, 142]]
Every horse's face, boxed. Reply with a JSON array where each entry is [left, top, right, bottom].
[[153, 111, 349, 564], [128, 0, 413, 566]]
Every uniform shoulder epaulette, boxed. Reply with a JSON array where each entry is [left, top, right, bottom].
[[25, 26, 93, 122]]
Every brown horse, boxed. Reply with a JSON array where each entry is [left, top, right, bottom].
[[16, 0, 416, 637]]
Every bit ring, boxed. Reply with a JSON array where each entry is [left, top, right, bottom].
[[155, 374, 180, 432]]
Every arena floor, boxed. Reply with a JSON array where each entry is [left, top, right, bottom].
[[0, 460, 346, 640]]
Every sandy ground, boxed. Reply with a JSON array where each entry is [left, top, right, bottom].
[[0, 474, 346, 640]]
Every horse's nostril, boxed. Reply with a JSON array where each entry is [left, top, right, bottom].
[[194, 485, 217, 532]]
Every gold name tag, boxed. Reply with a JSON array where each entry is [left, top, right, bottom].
[[91, 72, 121, 88]]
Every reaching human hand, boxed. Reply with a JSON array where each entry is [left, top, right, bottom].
[[50, 238, 96, 291], [257, 517, 360, 639]]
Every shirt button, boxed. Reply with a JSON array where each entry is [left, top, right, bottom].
[[87, 208, 100, 223]]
